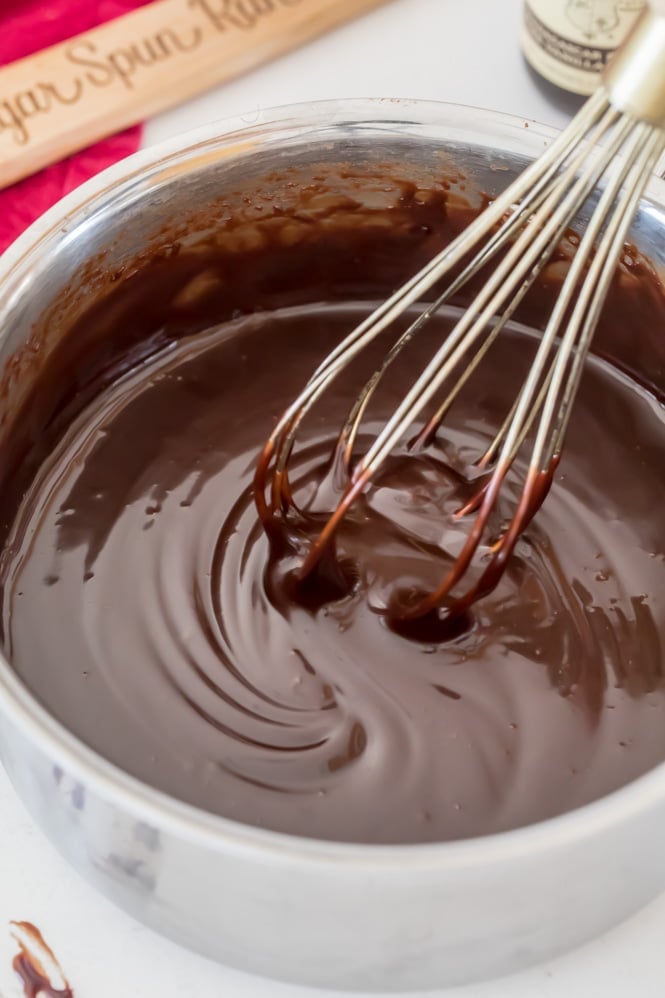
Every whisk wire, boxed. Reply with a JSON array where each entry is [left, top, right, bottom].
[[259, 92, 614, 514], [412, 119, 665, 618], [254, 16, 665, 625], [348, 108, 634, 485], [549, 124, 665, 457], [339, 101, 620, 466]]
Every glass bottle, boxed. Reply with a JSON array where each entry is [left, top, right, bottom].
[[522, 0, 646, 97]]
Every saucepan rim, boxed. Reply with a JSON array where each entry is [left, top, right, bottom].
[[0, 96, 664, 867]]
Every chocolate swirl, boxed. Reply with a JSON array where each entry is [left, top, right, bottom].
[[3, 301, 665, 844]]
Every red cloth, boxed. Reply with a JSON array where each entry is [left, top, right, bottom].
[[0, 0, 151, 253]]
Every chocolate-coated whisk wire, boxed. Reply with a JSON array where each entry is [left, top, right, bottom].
[[255, 3, 665, 624]]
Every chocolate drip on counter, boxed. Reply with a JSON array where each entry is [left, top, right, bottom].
[[11, 922, 73, 998], [1, 169, 665, 844]]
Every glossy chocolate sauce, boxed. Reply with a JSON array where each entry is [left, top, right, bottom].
[[11, 922, 73, 998], [1, 169, 665, 844]]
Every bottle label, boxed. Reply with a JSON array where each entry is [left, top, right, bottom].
[[522, 0, 645, 96]]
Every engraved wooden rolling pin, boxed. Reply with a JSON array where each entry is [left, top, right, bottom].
[[0, 0, 393, 190]]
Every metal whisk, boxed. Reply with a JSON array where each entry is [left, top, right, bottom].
[[255, 2, 665, 625]]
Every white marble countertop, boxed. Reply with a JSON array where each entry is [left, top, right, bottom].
[[1, 0, 664, 993]]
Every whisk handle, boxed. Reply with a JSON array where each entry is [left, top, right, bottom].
[[603, 2, 665, 126]]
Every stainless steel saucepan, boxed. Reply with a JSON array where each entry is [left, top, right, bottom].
[[0, 100, 664, 991]]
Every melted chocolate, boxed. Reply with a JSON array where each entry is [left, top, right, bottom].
[[1, 171, 665, 844], [11, 922, 73, 998]]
